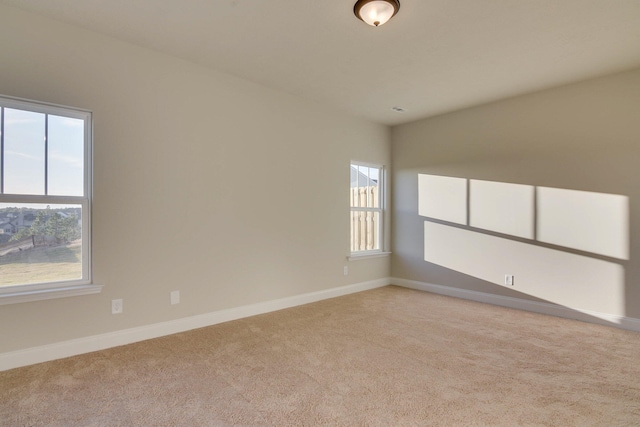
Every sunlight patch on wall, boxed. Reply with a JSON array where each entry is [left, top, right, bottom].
[[470, 179, 534, 239], [424, 221, 625, 315], [538, 187, 629, 260], [418, 174, 466, 224], [418, 174, 629, 260]]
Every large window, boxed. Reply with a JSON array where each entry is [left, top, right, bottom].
[[0, 95, 97, 303], [350, 162, 383, 254]]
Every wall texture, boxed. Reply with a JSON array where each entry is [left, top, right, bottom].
[[392, 68, 640, 319], [0, 4, 390, 353]]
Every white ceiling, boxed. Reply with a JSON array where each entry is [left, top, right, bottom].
[[2, 0, 640, 125]]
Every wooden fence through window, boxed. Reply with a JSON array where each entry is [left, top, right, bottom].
[[350, 186, 380, 252]]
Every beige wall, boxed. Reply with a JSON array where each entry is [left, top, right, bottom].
[[0, 5, 390, 353], [392, 68, 640, 318]]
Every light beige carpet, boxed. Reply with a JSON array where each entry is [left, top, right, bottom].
[[2, 286, 640, 426]]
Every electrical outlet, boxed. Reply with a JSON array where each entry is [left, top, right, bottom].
[[343, 266, 349, 275], [111, 299, 123, 314], [504, 275, 514, 286], [170, 290, 180, 305]]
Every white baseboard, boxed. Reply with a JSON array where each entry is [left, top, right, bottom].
[[5, 277, 637, 372], [391, 277, 640, 333], [0, 278, 391, 372]]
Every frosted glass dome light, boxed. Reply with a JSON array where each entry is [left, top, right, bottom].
[[354, 0, 400, 27]]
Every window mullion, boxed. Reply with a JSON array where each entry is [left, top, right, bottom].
[[44, 114, 48, 196], [1, 106, 3, 194], [0, 194, 86, 204], [351, 207, 380, 213]]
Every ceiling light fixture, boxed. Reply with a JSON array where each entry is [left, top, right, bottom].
[[354, 0, 400, 27]]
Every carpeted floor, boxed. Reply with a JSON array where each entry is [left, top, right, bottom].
[[2, 286, 640, 426]]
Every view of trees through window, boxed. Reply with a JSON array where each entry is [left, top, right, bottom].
[[0, 204, 83, 286]]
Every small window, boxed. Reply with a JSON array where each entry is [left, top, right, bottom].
[[0, 95, 94, 300], [350, 162, 384, 253]]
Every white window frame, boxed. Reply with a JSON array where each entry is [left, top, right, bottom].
[[0, 95, 101, 305], [350, 161, 387, 258]]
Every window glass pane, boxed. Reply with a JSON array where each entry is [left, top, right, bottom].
[[4, 109, 45, 195], [364, 166, 372, 207], [350, 210, 380, 252], [0, 203, 83, 286], [369, 167, 380, 208], [352, 166, 380, 208], [350, 165, 359, 189], [368, 167, 379, 182], [48, 115, 84, 196], [358, 165, 368, 187], [358, 165, 370, 208], [350, 165, 360, 207]]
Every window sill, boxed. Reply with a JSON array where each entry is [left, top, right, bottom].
[[348, 251, 391, 261], [0, 283, 103, 305]]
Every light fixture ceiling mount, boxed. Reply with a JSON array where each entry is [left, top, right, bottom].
[[354, 0, 400, 27]]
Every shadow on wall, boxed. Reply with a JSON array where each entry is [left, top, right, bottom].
[[418, 174, 629, 319]]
